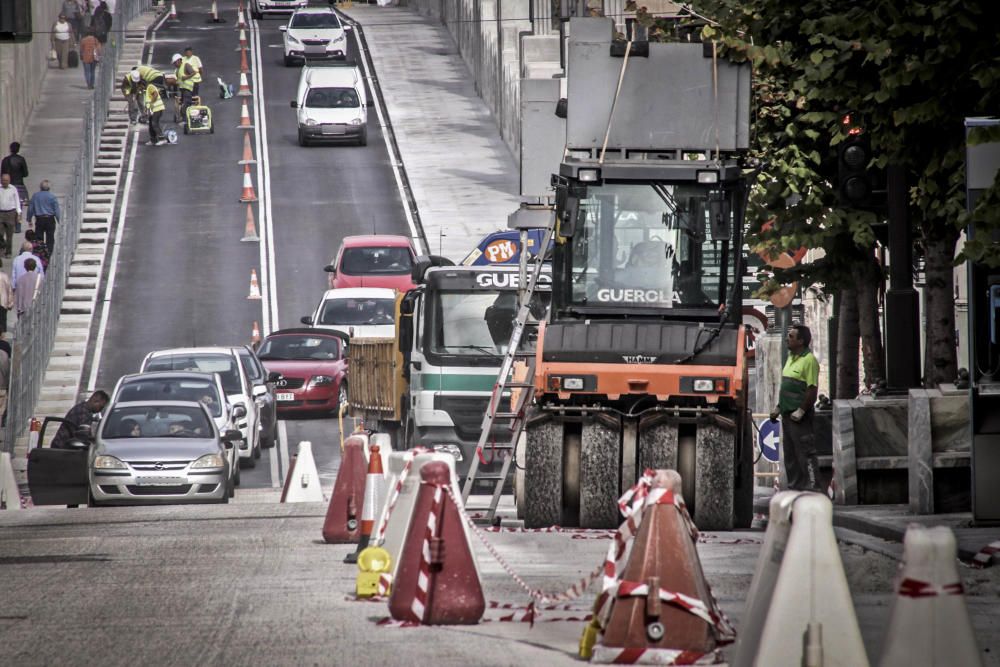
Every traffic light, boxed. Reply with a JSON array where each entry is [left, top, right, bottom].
[[837, 113, 884, 210]]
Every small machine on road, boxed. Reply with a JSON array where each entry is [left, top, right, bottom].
[[184, 97, 214, 134]]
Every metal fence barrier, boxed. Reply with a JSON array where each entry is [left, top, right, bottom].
[[2, 0, 153, 453]]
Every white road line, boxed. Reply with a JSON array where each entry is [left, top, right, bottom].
[[86, 132, 142, 391], [147, 9, 170, 63], [344, 18, 424, 255]]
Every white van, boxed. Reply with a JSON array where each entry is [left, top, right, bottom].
[[291, 63, 368, 147]]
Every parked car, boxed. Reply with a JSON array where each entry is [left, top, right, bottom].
[[291, 62, 367, 146], [250, 0, 306, 20], [88, 400, 240, 506], [256, 328, 349, 416], [110, 371, 243, 492], [140, 348, 261, 468], [325, 235, 416, 291], [301, 287, 396, 338], [232, 345, 280, 449], [279, 7, 348, 66]]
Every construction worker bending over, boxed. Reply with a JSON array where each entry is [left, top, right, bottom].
[[172, 53, 197, 118], [120, 73, 144, 123], [130, 64, 166, 93], [144, 83, 167, 146]]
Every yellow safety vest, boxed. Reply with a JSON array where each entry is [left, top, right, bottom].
[[145, 84, 165, 113], [136, 65, 163, 83], [175, 62, 196, 91], [182, 54, 203, 84]]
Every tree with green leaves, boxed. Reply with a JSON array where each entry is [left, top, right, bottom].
[[633, 0, 1000, 393]]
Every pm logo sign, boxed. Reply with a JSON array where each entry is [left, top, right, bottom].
[[484, 239, 517, 263]]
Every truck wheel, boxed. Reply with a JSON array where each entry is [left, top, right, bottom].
[[579, 418, 621, 528], [691, 422, 736, 530], [522, 416, 563, 528]]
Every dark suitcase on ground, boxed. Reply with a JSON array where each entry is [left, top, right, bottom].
[[68, 49, 79, 68]]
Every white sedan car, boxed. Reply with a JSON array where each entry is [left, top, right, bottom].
[[280, 7, 349, 66], [250, 0, 306, 20], [301, 287, 396, 338]]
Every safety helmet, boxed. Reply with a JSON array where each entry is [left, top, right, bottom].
[[171, 53, 183, 63], [130, 70, 140, 82]]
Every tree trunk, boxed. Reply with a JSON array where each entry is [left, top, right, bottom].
[[922, 222, 961, 386], [836, 288, 860, 399], [855, 252, 886, 389]]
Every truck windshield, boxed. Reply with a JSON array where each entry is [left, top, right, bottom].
[[429, 290, 550, 358], [567, 182, 736, 310]]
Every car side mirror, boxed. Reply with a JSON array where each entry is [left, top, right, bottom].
[[223, 429, 243, 442], [252, 384, 268, 398], [278, 25, 287, 32], [343, 25, 352, 31], [232, 405, 247, 419], [300, 315, 313, 325], [267, 371, 282, 383], [323, 264, 337, 273], [290, 100, 298, 109]]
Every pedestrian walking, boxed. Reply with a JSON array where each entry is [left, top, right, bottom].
[[15, 258, 43, 317], [12, 242, 44, 290], [51, 14, 75, 69], [60, 0, 82, 39], [92, 0, 112, 45], [26, 180, 61, 251], [50, 390, 109, 449], [79, 29, 101, 89], [770, 324, 822, 492], [144, 82, 166, 146], [0, 174, 21, 256], [182, 46, 204, 97], [0, 333, 10, 428], [0, 142, 29, 207], [0, 260, 13, 333], [24, 230, 50, 272]]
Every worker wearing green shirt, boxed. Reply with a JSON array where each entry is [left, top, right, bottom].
[[770, 324, 822, 491]]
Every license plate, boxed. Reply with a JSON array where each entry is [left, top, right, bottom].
[[276, 392, 295, 402], [322, 126, 346, 135], [135, 476, 186, 486]]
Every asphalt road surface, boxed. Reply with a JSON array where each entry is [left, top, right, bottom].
[[91, 0, 411, 491]]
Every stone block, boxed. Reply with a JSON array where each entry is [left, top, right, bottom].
[[832, 399, 859, 505], [908, 389, 934, 514], [853, 395, 908, 457], [521, 35, 560, 64]]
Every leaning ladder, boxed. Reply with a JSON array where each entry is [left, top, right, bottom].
[[460, 216, 555, 523]]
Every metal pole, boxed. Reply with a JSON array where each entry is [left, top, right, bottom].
[[883, 164, 921, 390]]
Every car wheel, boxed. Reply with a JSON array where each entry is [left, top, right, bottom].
[[217, 492, 229, 504], [228, 475, 236, 498], [358, 128, 367, 146], [240, 451, 257, 469], [298, 129, 308, 147], [284, 54, 293, 67], [262, 421, 277, 449], [234, 462, 241, 486], [253, 438, 262, 460]]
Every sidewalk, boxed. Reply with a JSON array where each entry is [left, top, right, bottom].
[[340, 5, 521, 261]]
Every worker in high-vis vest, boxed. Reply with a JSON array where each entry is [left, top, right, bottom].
[[120, 73, 142, 123], [172, 53, 197, 117], [769, 324, 822, 492], [182, 46, 204, 97], [130, 64, 166, 91], [144, 83, 167, 146]]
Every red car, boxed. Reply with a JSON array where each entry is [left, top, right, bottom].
[[256, 328, 348, 416], [324, 234, 417, 292]]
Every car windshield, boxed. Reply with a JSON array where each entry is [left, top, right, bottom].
[[237, 350, 263, 382], [319, 298, 394, 326], [340, 246, 412, 275], [429, 290, 550, 357], [103, 405, 213, 439], [568, 182, 737, 309], [258, 334, 342, 360], [117, 378, 223, 418], [145, 355, 242, 395], [290, 13, 340, 28], [305, 87, 359, 109]]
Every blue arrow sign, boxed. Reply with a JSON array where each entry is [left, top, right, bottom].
[[758, 418, 781, 463]]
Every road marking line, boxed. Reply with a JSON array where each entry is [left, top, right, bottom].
[[341, 16, 424, 255]]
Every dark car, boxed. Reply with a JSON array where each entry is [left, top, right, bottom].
[[256, 328, 349, 416]]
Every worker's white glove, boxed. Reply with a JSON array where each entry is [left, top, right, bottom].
[[790, 408, 806, 422]]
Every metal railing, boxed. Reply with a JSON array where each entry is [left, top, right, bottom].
[[3, 0, 153, 453]]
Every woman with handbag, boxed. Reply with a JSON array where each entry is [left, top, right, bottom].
[[79, 29, 101, 89], [51, 14, 74, 69]]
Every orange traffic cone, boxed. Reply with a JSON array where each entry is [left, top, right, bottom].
[[239, 163, 257, 202], [236, 28, 248, 51], [241, 204, 259, 242], [587, 470, 734, 664], [323, 435, 369, 544], [237, 71, 251, 97], [238, 131, 256, 164], [247, 269, 262, 300], [239, 48, 250, 75], [345, 444, 387, 563], [168, 2, 177, 20], [236, 100, 254, 130], [251, 321, 262, 346], [27, 417, 42, 452], [210, 0, 223, 22], [236, 8, 246, 30]]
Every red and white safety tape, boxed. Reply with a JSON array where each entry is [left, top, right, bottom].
[[408, 483, 444, 624], [967, 540, 1000, 569], [897, 577, 965, 598]]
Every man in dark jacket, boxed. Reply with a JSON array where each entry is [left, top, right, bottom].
[[0, 142, 29, 207], [51, 390, 109, 449]]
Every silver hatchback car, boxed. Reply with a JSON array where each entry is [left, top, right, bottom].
[[89, 400, 241, 505]]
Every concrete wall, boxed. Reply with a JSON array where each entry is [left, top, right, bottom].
[[0, 0, 64, 150]]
